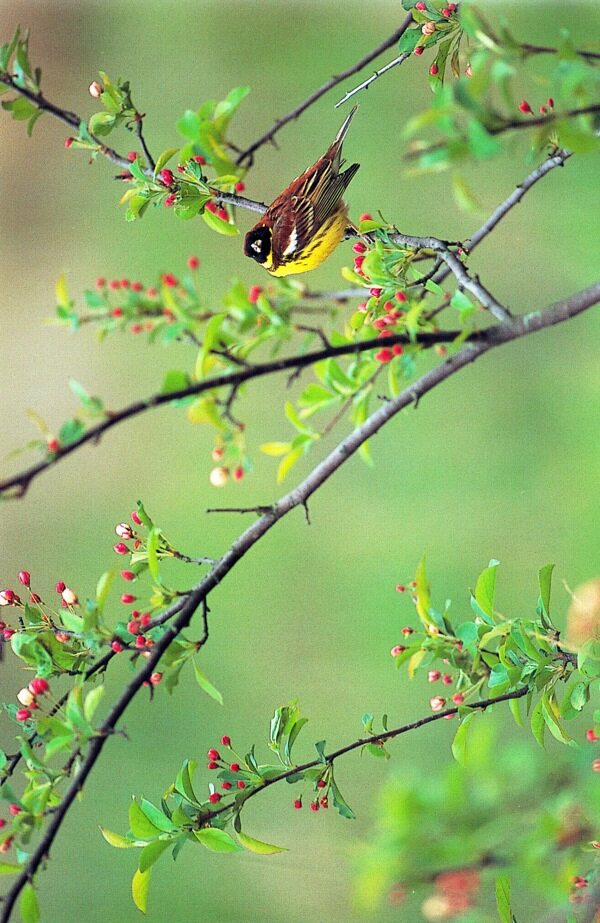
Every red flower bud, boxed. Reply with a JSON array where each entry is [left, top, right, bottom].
[[120, 570, 135, 582], [518, 100, 533, 114], [222, 781, 232, 790], [375, 348, 394, 363], [192, 155, 206, 164], [131, 510, 142, 525], [428, 670, 441, 682], [414, 45, 424, 56], [208, 793, 221, 804], [187, 255, 200, 270], [248, 285, 262, 304], [55, 631, 70, 643], [16, 709, 31, 722], [430, 695, 446, 711], [359, 212, 373, 223], [111, 640, 124, 653], [164, 193, 177, 207], [65, 137, 73, 149], [294, 798, 302, 809], [162, 273, 178, 287], [221, 735, 231, 747], [234, 181, 245, 193], [150, 672, 162, 685], [8, 805, 21, 816], [230, 763, 240, 772], [127, 620, 140, 635], [429, 64, 439, 76], [114, 543, 129, 555], [207, 761, 218, 770], [159, 169, 174, 187], [55, 581, 66, 594], [390, 644, 406, 657], [207, 749, 220, 761], [236, 780, 246, 789]]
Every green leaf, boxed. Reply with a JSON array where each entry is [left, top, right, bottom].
[[175, 759, 200, 806], [202, 208, 239, 236], [19, 882, 40, 923], [139, 839, 172, 873], [236, 830, 287, 855], [537, 564, 555, 623], [129, 799, 162, 839], [530, 699, 545, 748], [132, 867, 151, 913], [95, 568, 115, 611], [194, 828, 242, 853], [99, 827, 142, 849], [259, 442, 290, 457], [88, 110, 117, 136], [140, 800, 176, 833], [146, 527, 161, 583], [84, 685, 104, 722], [398, 28, 421, 53], [277, 446, 306, 483], [160, 370, 190, 394], [153, 147, 180, 176], [451, 712, 475, 766], [192, 659, 223, 705], [0, 862, 23, 874], [474, 560, 499, 620], [331, 781, 356, 820], [495, 874, 512, 923]]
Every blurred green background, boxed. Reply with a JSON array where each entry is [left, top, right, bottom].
[[1, 1, 599, 920]]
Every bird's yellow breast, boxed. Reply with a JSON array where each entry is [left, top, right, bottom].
[[267, 210, 349, 277]]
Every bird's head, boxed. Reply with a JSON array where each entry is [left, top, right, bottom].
[[243, 226, 272, 266]]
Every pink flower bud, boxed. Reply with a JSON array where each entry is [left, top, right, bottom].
[[17, 571, 31, 588], [374, 348, 394, 363], [131, 510, 142, 525], [115, 523, 134, 540], [55, 631, 70, 643], [88, 81, 103, 98], [159, 169, 174, 187], [414, 45, 424, 56], [421, 21, 436, 35], [430, 696, 446, 711], [518, 100, 533, 114], [16, 709, 31, 722], [114, 543, 129, 555], [452, 693, 465, 705], [248, 285, 262, 304], [111, 640, 124, 653], [428, 670, 441, 683], [390, 644, 406, 657], [61, 587, 78, 606], [17, 689, 36, 708]]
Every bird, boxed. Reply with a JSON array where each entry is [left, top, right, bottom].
[[243, 106, 360, 276]]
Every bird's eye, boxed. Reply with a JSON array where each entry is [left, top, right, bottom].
[[244, 227, 271, 264]]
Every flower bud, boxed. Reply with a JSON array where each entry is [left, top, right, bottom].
[[17, 688, 36, 708], [210, 466, 229, 488], [422, 21, 436, 35], [61, 587, 78, 606], [88, 81, 103, 98], [17, 571, 31, 587], [430, 696, 446, 712], [116, 523, 134, 540]]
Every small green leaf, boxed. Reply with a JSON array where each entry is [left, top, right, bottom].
[[537, 563, 555, 624], [451, 711, 475, 766], [474, 560, 499, 620], [192, 659, 223, 705], [95, 568, 115, 611], [153, 147, 180, 176], [19, 882, 40, 923], [194, 828, 242, 853], [236, 830, 287, 855], [495, 873, 512, 923], [259, 442, 290, 457], [132, 866, 151, 913], [83, 685, 104, 722], [99, 827, 142, 849], [139, 839, 172, 873], [0, 862, 23, 874], [146, 527, 161, 583], [129, 799, 162, 839], [202, 208, 239, 236]]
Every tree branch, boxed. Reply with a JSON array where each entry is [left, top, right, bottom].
[[234, 14, 413, 166], [0, 328, 473, 501], [1, 281, 599, 919], [426, 148, 572, 293], [210, 686, 530, 820]]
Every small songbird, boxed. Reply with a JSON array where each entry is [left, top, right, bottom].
[[243, 106, 360, 276]]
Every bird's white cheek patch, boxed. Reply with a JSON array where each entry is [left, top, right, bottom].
[[282, 228, 298, 257]]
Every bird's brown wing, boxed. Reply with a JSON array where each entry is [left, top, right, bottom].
[[269, 158, 359, 266]]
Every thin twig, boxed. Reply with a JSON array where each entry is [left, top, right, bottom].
[[235, 14, 413, 166], [335, 52, 410, 108], [405, 105, 600, 161], [1, 283, 599, 920], [131, 111, 155, 171]]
